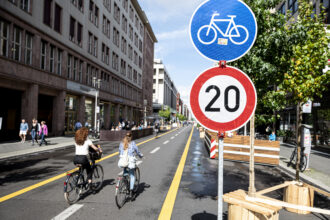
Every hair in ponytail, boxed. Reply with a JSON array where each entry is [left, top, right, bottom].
[[123, 132, 132, 150]]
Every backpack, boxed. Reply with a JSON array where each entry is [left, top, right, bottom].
[[118, 149, 129, 168]]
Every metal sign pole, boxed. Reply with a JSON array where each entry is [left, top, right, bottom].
[[248, 114, 256, 196], [218, 132, 224, 220]]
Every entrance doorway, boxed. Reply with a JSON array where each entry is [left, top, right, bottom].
[[0, 88, 22, 142], [65, 95, 78, 134]]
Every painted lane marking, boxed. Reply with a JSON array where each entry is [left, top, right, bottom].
[[175, 134, 178, 136], [0, 128, 179, 203], [51, 204, 84, 220], [171, 137, 175, 140], [163, 140, 170, 145], [158, 126, 194, 220], [150, 147, 161, 154]]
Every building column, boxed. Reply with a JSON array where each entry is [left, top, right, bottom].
[[77, 95, 85, 124], [21, 84, 38, 124], [104, 103, 111, 130], [123, 105, 128, 121], [114, 104, 120, 124], [129, 107, 133, 122], [52, 90, 66, 136]]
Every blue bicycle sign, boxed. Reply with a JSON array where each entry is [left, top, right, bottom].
[[190, 0, 257, 62]]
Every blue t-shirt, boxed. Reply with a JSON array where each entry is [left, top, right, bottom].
[[20, 123, 28, 131], [269, 134, 276, 141]]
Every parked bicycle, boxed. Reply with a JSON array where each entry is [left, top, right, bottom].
[[64, 150, 104, 205], [287, 146, 307, 172], [197, 13, 249, 45], [115, 164, 141, 208]]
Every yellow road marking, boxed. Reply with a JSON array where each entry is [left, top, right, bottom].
[[0, 128, 178, 203], [158, 126, 194, 220]]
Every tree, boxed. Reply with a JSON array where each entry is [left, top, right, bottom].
[[232, 0, 291, 128], [177, 114, 187, 121], [280, 0, 329, 180], [158, 106, 171, 121]]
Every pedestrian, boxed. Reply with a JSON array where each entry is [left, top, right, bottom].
[[84, 121, 90, 128], [30, 118, 39, 146], [19, 119, 28, 143], [39, 121, 48, 146], [74, 121, 82, 131], [269, 131, 276, 141]]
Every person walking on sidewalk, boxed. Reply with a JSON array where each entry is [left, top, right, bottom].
[[30, 118, 39, 146], [39, 121, 48, 146], [19, 119, 28, 143]]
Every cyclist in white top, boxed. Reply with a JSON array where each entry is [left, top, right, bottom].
[[74, 127, 102, 186]]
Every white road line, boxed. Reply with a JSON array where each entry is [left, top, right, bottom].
[[163, 140, 169, 145], [171, 137, 174, 139], [150, 147, 161, 154], [175, 134, 178, 136], [52, 204, 84, 220]]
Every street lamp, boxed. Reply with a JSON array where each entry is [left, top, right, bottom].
[[92, 77, 101, 135], [143, 99, 147, 127]]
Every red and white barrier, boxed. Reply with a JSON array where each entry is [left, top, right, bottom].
[[210, 139, 218, 159]]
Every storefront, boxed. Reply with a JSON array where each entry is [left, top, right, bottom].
[[85, 99, 93, 128], [64, 95, 78, 134]]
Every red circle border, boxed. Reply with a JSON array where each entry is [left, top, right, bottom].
[[190, 66, 257, 132]]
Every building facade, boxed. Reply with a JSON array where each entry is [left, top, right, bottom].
[[0, 0, 156, 141], [152, 59, 177, 120]]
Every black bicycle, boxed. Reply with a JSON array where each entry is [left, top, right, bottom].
[[287, 147, 307, 172], [64, 154, 104, 205], [115, 166, 140, 208]]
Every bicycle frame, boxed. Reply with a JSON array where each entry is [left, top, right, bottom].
[[207, 13, 240, 37]]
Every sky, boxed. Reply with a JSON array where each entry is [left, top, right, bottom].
[[138, 0, 215, 107]]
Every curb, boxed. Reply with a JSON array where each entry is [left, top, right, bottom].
[[278, 160, 330, 193]]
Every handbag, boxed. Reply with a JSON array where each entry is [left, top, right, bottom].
[[118, 149, 129, 168]]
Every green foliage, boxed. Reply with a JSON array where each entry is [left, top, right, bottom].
[[177, 114, 187, 121], [281, 0, 329, 104], [158, 106, 171, 121]]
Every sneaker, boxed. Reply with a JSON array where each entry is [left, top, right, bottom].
[[129, 190, 133, 199]]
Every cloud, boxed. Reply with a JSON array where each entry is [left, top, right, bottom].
[[157, 28, 188, 41], [177, 85, 191, 106]]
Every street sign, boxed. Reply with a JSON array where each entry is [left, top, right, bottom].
[[189, 66, 257, 132], [189, 0, 257, 62]]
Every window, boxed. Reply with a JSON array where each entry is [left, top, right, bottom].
[[0, 20, 9, 57], [288, 0, 298, 15], [128, 45, 133, 60], [134, 33, 138, 47], [88, 32, 93, 54], [40, 41, 47, 70], [158, 79, 163, 84], [89, 0, 94, 22], [113, 27, 119, 47], [120, 59, 126, 76], [122, 15, 127, 33], [25, 33, 32, 65], [93, 36, 98, 56], [133, 70, 137, 83], [102, 15, 106, 34], [138, 73, 141, 86], [138, 56, 142, 68], [70, 17, 76, 41], [78, 0, 84, 12], [128, 65, 132, 79], [139, 39, 142, 52], [13, 27, 22, 61], [135, 15, 139, 28], [114, 3, 120, 24], [112, 52, 118, 70], [105, 46, 109, 65], [123, 0, 128, 11], [50, 45, 55, 73], [322, 0, 330, 24], [57, 49, 62, 75], [129, 25, 133, 41], [54, 4, 62, 33], [20, 0, 30, 12], [106, 20, 110, 38], [67, 54, 72, 78], [73, 58, 77, 80], [121, 37, 127, 54], [78, 61, 83, 82], [103, 0, 111, 12], [86, 64, 91, 84], [140, 22, 144, 36], [134, 51, 138, 65], [129, 5, 134, 21], [77, 23, 82, 46], [43, 0, 52, 26], [102, 43, 105, 62], [94, 6, 99, 26]]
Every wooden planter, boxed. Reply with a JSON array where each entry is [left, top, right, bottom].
[[284, 183, 314, 214]]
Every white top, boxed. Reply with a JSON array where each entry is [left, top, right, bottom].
[[75, 139, 93, 155]]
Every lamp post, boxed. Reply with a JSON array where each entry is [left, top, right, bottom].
[[92, 77, 101, 135], [143, 99, 147, 127]]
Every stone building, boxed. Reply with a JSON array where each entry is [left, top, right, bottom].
[[0, 0, 156, 141]]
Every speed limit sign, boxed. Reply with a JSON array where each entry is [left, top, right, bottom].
[[190, 66, 257, 132]]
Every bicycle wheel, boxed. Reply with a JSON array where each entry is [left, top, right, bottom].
[[133, 167, 140, 193], [92, 164, 104, 191], [300, 155, 308, 172], [115, 177, 129, 208], [288, 148, 296, 166], [229, 25, 249, 45], [197, 25, 217, 45], [64, 172, 83, 205]]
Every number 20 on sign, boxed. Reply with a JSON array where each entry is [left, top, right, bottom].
[[190, 66, 257, 132]]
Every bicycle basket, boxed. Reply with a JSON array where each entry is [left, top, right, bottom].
[[90, 151, 102, 160]]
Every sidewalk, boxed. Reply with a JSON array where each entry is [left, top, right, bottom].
[[279, 144, 330, 193], [0, 137, 77, 161]]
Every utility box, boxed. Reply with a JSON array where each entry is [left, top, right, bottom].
[[301, 124, 312, 169]]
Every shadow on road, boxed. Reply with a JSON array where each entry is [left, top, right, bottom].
[[134, 182, 151, 200], [80, 178, 115, 201], [191, 211, 220, 220]]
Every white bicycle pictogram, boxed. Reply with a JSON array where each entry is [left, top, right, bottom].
[[197, 13, 249, 45]]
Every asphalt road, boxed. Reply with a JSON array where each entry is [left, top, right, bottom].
[[0, 125, 329, 220]]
